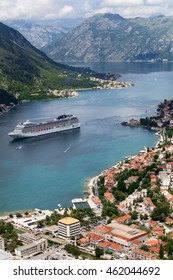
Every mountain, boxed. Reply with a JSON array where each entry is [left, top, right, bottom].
[[4, 20, 68, 49], [45, 13, 173, 62], [0, 22, 100, 101], [4, 18, 84, 50]]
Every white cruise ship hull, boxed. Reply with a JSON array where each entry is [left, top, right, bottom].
[[8, 118, 80, 140]]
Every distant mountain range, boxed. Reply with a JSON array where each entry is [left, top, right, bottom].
[[3, 18, 84, 49], [0, 22, 100, 102], [44, 13, 173, 62]]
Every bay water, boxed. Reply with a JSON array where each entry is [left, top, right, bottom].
[[0, 62, 173, 213]]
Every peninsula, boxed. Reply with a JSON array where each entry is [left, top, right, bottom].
[[121, 99, 173, 133]]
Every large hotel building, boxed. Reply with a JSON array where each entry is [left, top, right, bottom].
[[58, 217, 80, 239]]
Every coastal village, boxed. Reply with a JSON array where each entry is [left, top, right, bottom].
[[0, 75, 134, 115], [1, 99, 173, 261]]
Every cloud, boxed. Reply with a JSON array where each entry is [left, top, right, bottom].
[[99, 0, 173, 18], [121, 5, 164, 18], [0, 0, 173, 21], [101, 0, 144, 7], [0, 0, 74, 20], [58, 5, 74, 18], [146, 0, 166, 4]]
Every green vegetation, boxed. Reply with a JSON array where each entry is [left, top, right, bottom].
[[159, 243, 164, 259], [166, 128, 173, 138], [64, 244, 80, 258], [140, 244, 149, 252], [37, 211, 62, 227], [101, 202, 119, 219], [151, 195, 171, 222], [0, 22, 100, 102], [160, 235, 173, 259], [95, 247, 104, 258], [0, 220, 23, 253], [140, 117, 158, 128]]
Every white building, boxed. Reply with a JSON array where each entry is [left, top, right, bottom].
[[15, 238, 48, 258], [19, 232, 41, 244], [159, 171, 170, 187], [45, 225, 59, 236], [58, 217, 80, 239], [0, 237, 5, 251]]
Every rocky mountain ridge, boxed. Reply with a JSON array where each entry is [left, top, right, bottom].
[[44, 13, 173, 62], [4, 18, 84, 49]]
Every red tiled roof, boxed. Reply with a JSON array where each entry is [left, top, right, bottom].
[[157, 232, 165, 237], [165, 217, 173, 223], [109, 242, 122, 250], [104, 190, 115, 202], [113, 214, 131, 223], [150, 246, 160, 254], [131, 239, 141, 245], [98, 241, 110, 248], [92, 196, 101, 204], [152, 227, 164, 232], [133, 248, 157, 259], [87, 232, 105, 242], [146, 239, 160, 246], [149, 220, 158, 227], [80, 238, 89, 244], [94, 226, 110, 234]]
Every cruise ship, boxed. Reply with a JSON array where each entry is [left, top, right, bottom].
[[8, 114, 80, 139]]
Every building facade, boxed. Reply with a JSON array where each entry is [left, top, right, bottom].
[[58, 217, 80, 239], [19, 233, 41, 244], [0, 237, 5, 251], [15, 238, 48, 258]]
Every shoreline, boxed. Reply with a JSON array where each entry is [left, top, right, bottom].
[[85, 130, 163, 198], [0, 208, 35, 217], [0, 131, 162, 216], [0, 77, 134, 117]]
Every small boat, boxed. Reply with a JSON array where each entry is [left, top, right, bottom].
[[16, 145, 23, 150]]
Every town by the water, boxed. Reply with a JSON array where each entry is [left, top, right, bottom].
[[1, 99, 173, 260]]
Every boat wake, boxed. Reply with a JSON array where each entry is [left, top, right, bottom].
[[64, 144, 72, 153]]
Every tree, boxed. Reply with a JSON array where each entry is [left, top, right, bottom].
[[143, 214, 148, 220], [140, 245, 149, 252], [151, 202, 170, 221], [95, 247, 104, 258], [37, 220, 44, 228], [16, 213, 22, 218], [64, 244, 80, 257], [45, 215, 51, 225], [112, 190, 126, 202], [159, 243, 164, 259], [131, 211, 138, 220], [117, 179, 126, 193]]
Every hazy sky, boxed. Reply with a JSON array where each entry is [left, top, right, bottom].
[[0, 0, 172, 21]]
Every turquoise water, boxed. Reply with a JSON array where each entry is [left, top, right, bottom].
[[0, 62, 173, 212]]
